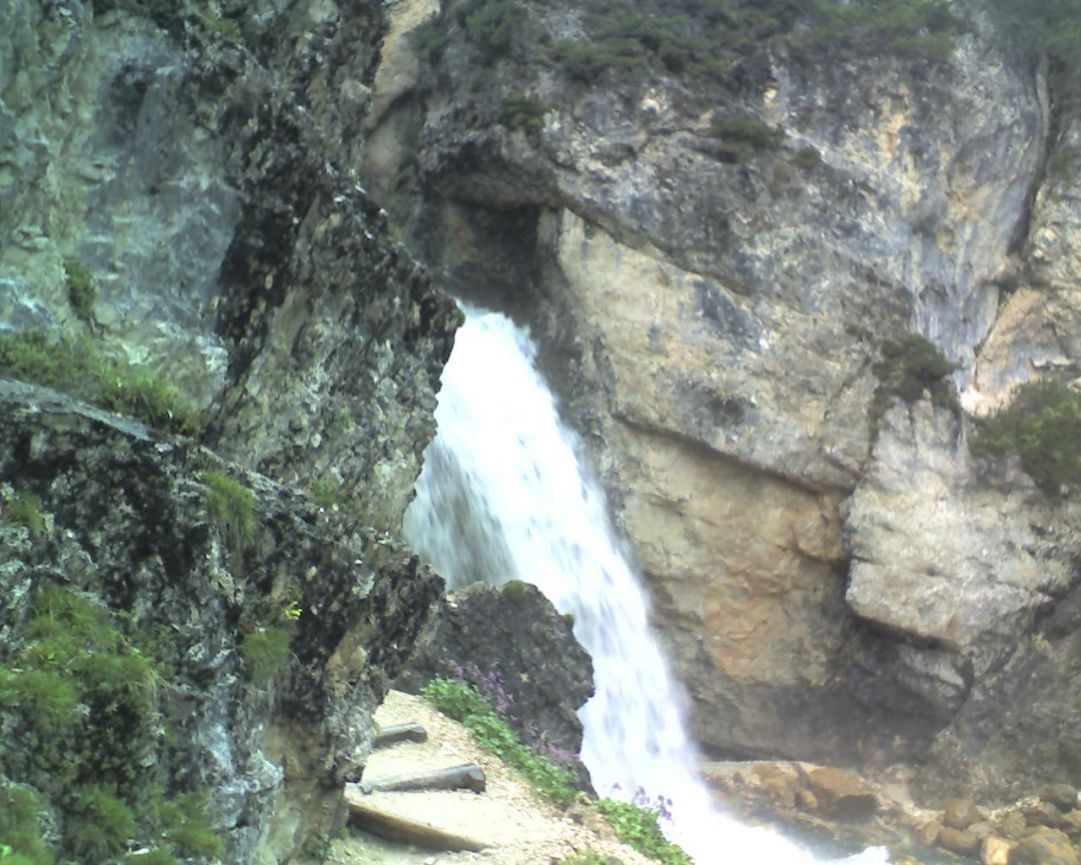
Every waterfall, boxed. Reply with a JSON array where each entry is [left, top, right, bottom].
[[403, 307, 886, 865]]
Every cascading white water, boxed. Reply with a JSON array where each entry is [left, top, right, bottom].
[[404, 307, 886, 865]]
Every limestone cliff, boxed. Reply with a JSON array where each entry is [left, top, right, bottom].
[[0, 0, 459, 862], [362, 0, 1081, 802]]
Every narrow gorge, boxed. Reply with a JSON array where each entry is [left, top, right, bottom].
[[3, 0, 1081, 863]]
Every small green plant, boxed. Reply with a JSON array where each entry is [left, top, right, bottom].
[[202, 470, 255, 556], [240, 627, 291, 686], [3, 492, 46, 539], [596, 798, 691, 865], [0, 785, 53, 865], [65, 787, 136, 861], [971, 379, 1081, 495], [501, 95, 551, 131], [0, 330, 200, 435], [421, 678, 578, 806], [310, 477, 348, 511], [793, 146, 822, 170], [126, 849, 179, 865], [461, 0, 525, 60], [709, 114, 785, 151], [158, 793, 224, 859], [63, 258, 96, 326], [501, 579, 530, 602], [872, 333, 959, 412], [562, 612, 576, 628]]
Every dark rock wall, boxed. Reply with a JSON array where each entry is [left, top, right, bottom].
[[0, 0, 461, 861]]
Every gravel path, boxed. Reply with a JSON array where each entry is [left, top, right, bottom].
[[325, 690, 655, 865]]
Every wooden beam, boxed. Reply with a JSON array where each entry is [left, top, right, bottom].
[[361, 763, 486, 795], [344, 791, 489, 851], [373, 722, 428, 749]]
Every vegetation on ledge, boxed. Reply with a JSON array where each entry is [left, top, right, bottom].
[[422, 676, 692, 865], [0, 331, 201, 436], [0, 584, 223, 864], [971, 378, 1081, 495]]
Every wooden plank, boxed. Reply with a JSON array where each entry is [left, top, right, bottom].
[[361, 763, 486, 794], [344, 791, 490, 852], [373, 722, 428, 749]]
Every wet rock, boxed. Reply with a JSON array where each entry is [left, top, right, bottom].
[[1026, 802, 1068, 829], [1009, 828, 1080, 865], [1000, 811, 1031, 841], [1042, 786, 1080, 812], [803, 767, 877, 821], [946, 799, 984, 830], [939, 826, 982, 857]]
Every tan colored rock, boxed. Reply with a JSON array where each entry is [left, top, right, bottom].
[[939, 826, 982, 857], [1000, 811, 1030, 841], [1009, 828, 1080, 865], [1042, 786, 1079, 813], [919, 821, 945, 847], [796, 789, 819, 812], [1026, 802, 1067, 829], [946, 799, 983, 830], [803, 767, 877, 821], [984, 836, 1014, 865]]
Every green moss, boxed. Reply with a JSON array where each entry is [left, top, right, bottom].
[[463, 0, 525, 60], [793, 146, 823, 170], [872, 333, 959, 412], [971, 379, 1081, 495], [0, 330, 201, 436], [202, 470, 256, 557], [159, 793, 224, 860], [240, 627, 291, 686], [501, 579, 530, 602], [802, 0, 961, 60], [2, 492, 46, 540], [63, 258, 96, 326], [126, 849, 179, 865], [0, 784, 53, 865], [709, 114, 785, 152], [562, 612, 576, 628], [501, 95, 551, 131], [66, 787, 136, 861], [0, 581, 223, 863], [311, 477, 346, 511], [595, 798, 690, 865], [421, 678, 578, 807]]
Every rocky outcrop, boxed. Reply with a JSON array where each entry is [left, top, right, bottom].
[[397, 581, 594, 784], [361, 0, 1081, 802], [0, 0, 460, 862], [0, 382, 443, 863], [1, 0, 459, 531]]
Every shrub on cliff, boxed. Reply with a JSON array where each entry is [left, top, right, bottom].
[[872, 333, 959, 413], [971, 379, 1081, 495]]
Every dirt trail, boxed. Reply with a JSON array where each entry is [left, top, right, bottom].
[[326, 690, 655, 865]]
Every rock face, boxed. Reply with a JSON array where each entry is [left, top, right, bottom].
[[397, 581, 595, 785], [0, 0, 459, 862], [361, 0, 1081, 801], [0, 382, 443, 863]]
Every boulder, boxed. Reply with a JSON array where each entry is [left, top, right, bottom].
[[939, 826, 982, 857], [803, 767, 878, 821], [396, 581, 594, 782], [945, 799, 984, 830], [1009, 828, 1080, 865], [985, 837, 1014, 865]]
